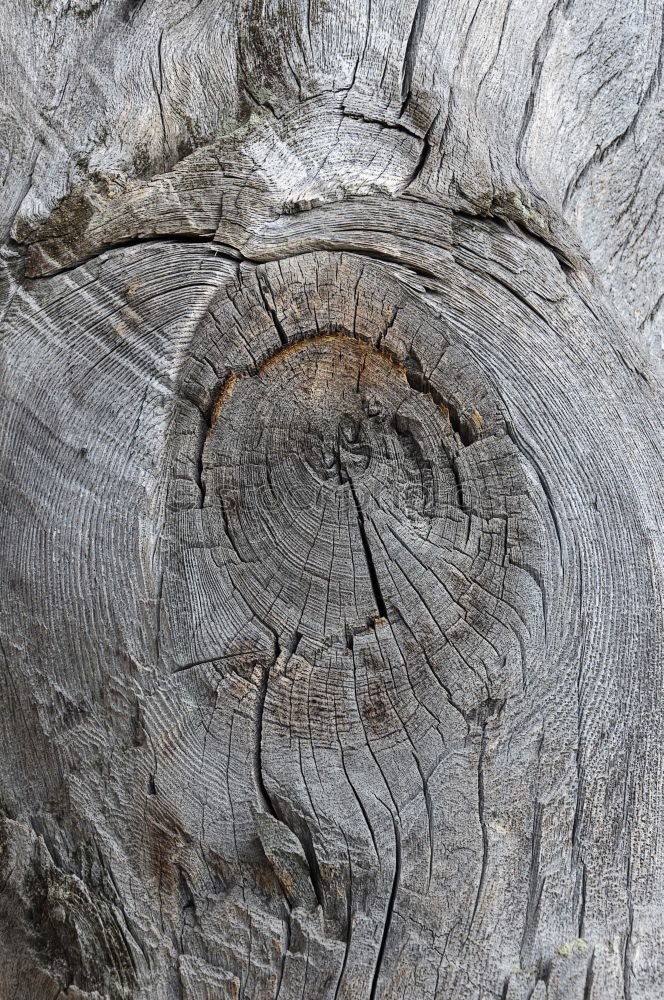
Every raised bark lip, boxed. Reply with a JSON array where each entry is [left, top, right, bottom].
[[8, 90, 584, 282]]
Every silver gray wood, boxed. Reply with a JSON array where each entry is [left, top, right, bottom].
[[0, 2, 663, 999]]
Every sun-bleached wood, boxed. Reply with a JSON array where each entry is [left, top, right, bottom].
[[1, 2, 662, 999]]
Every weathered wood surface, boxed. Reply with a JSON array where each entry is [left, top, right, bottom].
[[1, 2, 663, 999]]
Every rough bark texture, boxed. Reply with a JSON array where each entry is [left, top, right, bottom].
[[1, 2, 663, 999]]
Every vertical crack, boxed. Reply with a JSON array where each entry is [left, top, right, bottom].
[[413, 754, 434, 892], [257, 273, 288, 346], [369, 813, 401, 1000], [274, 880, 292, 1000], [255, 635, 301, 819], [400, 114, 436, 191], [520, 800, 545, 965], [332, 872, 353, 1000], [583, 946, 595, 1000], [255, 636, 326, 919], [255, 654, 279, 819], [347, 474, 388, 620], [623, 854, 634, 1000], [400, 0, 429, 114], [469, 721, 489, 929], [296, 821, 325, 910]]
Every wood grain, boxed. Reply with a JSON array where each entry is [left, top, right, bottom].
[[1, 2, 663, 999]]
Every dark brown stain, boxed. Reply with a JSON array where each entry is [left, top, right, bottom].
[[208, 371, 239, 434]]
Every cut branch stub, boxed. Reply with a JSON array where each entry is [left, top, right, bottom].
[[203, 322, 544, 702], [166, 259, 550, 718], [204, 335, 465, 642]]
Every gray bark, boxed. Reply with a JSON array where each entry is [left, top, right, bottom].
[[1, 2, 663, 999]]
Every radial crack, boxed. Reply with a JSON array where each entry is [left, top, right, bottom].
[[347, 473, 388, 620], [369, 813, 401, 1000]]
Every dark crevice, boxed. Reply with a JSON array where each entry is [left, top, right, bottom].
[[335, 242, 442, 284], [176, 862, 197, 934], [583, 947, 595, 1000], [257, 273, 288, 346], [623, 854, 634, 1000], [197, 451, 206, 507], [332, 877, 353, 1000], [502, 215, 577, 273], [523, 958, 553, 1000], [400, 0, 430, 114], [413, 754, 434, 891], [285, 630, 303, 663], [369, 814, 401, 1000], [295, 822, 325, 910], [255, 657, 280, 820], [347, 474, 388, 620], [242, 81, 278, 118], [344, 616, 385, 650], [275, 910, 291, 999], [122, 0, 147, 22], [29, 816, 66, 872], [572, 566, 588, 941], [21, 232, 226, 281], [400, 111, 439, 191], [516, 0, 574, 175], [340, 752, 379, 859], [341, 108, 422, 140], [154, 31, 168, 172], [403, 348, 477, 446], [255, 635, 326, 917], [448, 455, 465, 511], [485, 267, 549, 324], [468, 721, 489, 929], [578, 860, 588, 937], [520, 800, 545, 966], [451, 204, 578, 273], [444, 399, 468, 445], [610, 343, 650, 384], [172, 648, 267, 674], [148, 67, 167, 175], [191, 368, 242, 511]]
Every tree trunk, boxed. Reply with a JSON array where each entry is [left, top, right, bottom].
[[1, 2, 663, 999]]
